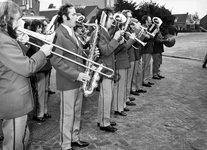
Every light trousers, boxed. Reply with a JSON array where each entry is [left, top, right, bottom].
[[113, 69, 127, 112], [152, 53, 162, 76], [132, 59, 143, 91], [142, 54, 152, 84], [35, 72, 49, 118], [126, 61, 135, 98], [97, 78, 114, 127], [2, 115, 29, 150], [60, 88, 83, 150]]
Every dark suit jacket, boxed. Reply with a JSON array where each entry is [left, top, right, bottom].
[[153, 32, 165, 54], [128, 46, 135, 62], [115, 38, 135, 69], [97, 27, 119, 76], [28, 37, 52, 72], [141, 24, 154, 54], [133, 42, 142, 60], [0, 30, 47, 119], [50, 25, 84, 91]]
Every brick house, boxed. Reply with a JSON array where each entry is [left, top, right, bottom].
[[200, 15, 207, 31], [62, 0, 117, 8], [173, 13, 197, 31], [13, 0, 40, 15]]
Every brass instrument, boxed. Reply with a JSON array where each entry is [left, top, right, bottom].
[[125, 31, 146, 46], [81, 23, 100, 97], [126, 18, 147, 46], [76, 14, 103, 96], [163, 34, 176, 47], [113, 12, 127, 24], [17, 27, 114, 80], [148, 17, 162, 37], [76, 14, 91, 47]]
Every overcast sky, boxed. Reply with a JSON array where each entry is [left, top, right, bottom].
[[39, 0, 207, 18]]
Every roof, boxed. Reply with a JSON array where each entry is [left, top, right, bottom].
[[84, 5, 99, 17], [39, 9, 59, 20], [39, 6, 99, 21], [173, 13, 188, 23]]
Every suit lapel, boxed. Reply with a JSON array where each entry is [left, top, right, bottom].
[[59, 25, 78, 48], [100, 27, 110, 39]]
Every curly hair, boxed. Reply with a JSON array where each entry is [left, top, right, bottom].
[[0, 0, 21, 28], [30, 19, 43, 32], [57, 3, 73, 24], [0, 0, 21, 38]]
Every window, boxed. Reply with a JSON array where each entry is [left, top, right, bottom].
[[29, 0, 32, 8], [22, 0, 26, 5]]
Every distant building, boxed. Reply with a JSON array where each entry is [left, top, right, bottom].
[[13, 0, 40, 15], [39, 8, 59, 20], [62, 0, 117, 8], [173, 13, 200, 31], [200, 15, 207, 30], [40, 5, 99, 21], [81, 5, 99, 21]]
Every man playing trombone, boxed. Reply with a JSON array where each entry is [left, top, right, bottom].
[[0, 1, 52, 149], [50, 4, 90, 150]]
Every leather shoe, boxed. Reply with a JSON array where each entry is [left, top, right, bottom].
[[137, 89, 147, 93], [33, 116, 45, 122], [100, 125, 117, 132], [152, 76, 161, 80], [148, 82, 154, 85], [128, 97, 135, 101], [126, 101, 136, 106], [71, 140, 89, 147], [114, 111, 127, 116], [158, 74, 165, 78], [44, 113, 52, 118], [142, 83, 151, 87], [124, 107, 130, 111], [130, 91, 140, 96], [48, 90, 55, 95], [97, 121, 116, 127]]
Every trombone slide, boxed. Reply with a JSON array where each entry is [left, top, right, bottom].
[[18, 27, 114, 79]]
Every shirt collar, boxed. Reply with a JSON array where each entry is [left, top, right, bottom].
[[61, 23, 73, 36]]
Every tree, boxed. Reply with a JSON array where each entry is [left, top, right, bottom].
[[114, 0, 138, 15], [48, 3, 56, 9]]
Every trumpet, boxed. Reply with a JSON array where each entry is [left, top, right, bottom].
[[125, 31, 146, 46], [17, 27, 114, 79], [125, 19, 147, 46]]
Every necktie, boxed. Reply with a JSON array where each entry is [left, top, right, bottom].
[[71, 29, 79, 46]]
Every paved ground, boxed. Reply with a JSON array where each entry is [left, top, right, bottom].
[[1, 32, 207, 150]]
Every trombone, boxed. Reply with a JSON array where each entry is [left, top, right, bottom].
[[17, 27, 114, 79]]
